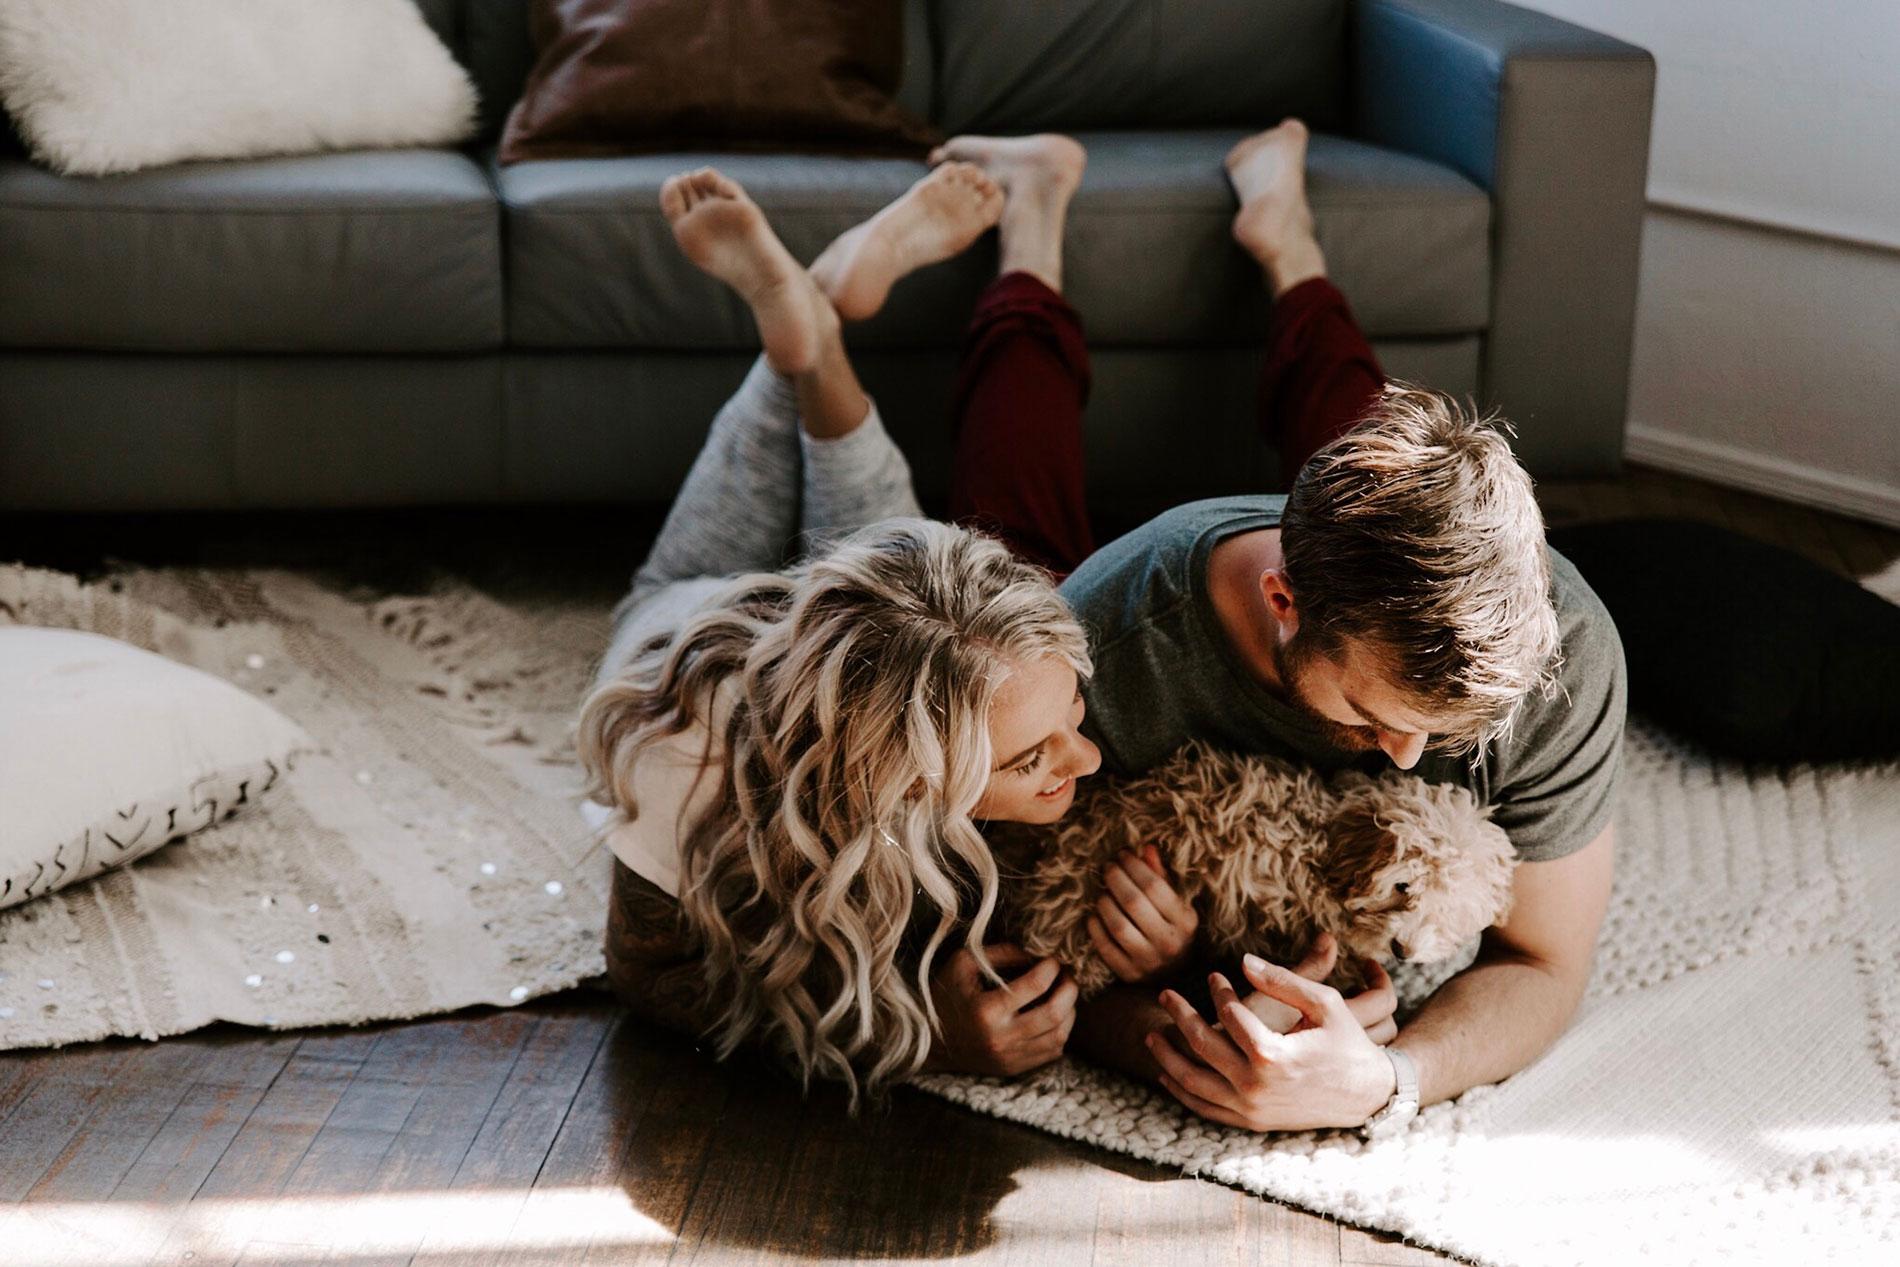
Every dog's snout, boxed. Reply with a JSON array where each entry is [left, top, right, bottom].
[[1390, 937, 1409, 961]]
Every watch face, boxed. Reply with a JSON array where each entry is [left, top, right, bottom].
[[1362, 1104, 1416, 1140]]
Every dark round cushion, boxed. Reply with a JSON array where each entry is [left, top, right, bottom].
[[1548, 518, 1900, 764]]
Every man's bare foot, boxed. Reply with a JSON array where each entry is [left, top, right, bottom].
[[661, 167, 836, 375], [928, 134, 1087, 291], [1226, 120, 1326, 297], [809, 163, 1004, 322]]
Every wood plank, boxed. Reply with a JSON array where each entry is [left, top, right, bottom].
[[109, 1029, 304, 1203], [404, 1005, 613, 1266], [1338, 1223, 1457, 1265], [0, 1040, 141, 1201], [245, 1012, 533, 1261], [763, 1083, 1055, 1264], [0, 1048, 56, 1130], [1091, 1165, 1340, 1267], [655, 1042, 819, 1267], [1824, 513, 1900, 582], [322, 1008, 542, 1267], [1623, 465, 1685, 522], [26, 1038, 213, 1202], [486, 1008, 714, 1267], [147, 1029, 380, 1267], [1657, 469, 1743, 532], [575, 1017, 741, 1265]]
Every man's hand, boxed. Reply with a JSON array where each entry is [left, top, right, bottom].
[[1087, 844, 1201, 983], [926, 944, 1077, 1077], [1244, 933, 1399, 1044], [1147, 953, 1395, 1132]]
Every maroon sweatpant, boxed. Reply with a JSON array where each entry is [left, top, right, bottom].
[[948, 273, 1385, 579]]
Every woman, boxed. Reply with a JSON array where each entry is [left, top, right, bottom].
[[578, 155, 1105, 1103]]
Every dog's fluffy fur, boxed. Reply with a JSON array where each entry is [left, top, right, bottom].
[[998, 742, 1518, 996]]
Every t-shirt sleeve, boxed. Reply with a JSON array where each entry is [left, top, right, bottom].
[[1487, 574, 1629, 863]]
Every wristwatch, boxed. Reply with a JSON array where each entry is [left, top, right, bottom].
[[1360, 1047, 1419, 1140]]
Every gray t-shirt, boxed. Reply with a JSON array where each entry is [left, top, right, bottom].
[[1058, 497, 1627, 863]]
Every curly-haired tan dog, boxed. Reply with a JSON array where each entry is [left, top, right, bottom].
[[999, 742, 1518, 996]]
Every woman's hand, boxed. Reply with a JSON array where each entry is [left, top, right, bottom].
[[1243, 933, 1399, 1044], [1087, 845, 1200, 983], [926, 943, 1077, 1077], [1147, 955, 1396, 1133]]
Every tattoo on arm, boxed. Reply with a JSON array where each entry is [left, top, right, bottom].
[[605, 859, 718, 1037]]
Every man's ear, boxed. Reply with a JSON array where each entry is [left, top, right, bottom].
[[1259, 568, 1300, 638]]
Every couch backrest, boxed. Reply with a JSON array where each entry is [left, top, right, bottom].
[[927, 0, 1346, 134], [0, 2, 1347, 159]]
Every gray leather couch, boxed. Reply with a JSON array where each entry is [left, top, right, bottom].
[[0, 0, 1653, 520]]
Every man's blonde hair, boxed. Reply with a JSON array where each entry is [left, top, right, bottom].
[[1280, 385, 1561, 754]]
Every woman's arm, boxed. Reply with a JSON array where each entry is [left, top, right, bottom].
[[604, 858, 719, 1037]]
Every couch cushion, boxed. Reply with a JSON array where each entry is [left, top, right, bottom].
[[931, 0, 1346, 135], [497, 129, 1489, 350], [0, 150, 503, 353]]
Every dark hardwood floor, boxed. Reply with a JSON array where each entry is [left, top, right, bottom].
[[2, 466, 1896, 1266]]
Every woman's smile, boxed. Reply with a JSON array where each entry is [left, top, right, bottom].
[[1037, 776, 1075, 800]]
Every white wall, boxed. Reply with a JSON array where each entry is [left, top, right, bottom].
[[1517, 0, 1900, 526]]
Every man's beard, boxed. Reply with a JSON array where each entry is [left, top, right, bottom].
[[1269, 635, 1384, 754]]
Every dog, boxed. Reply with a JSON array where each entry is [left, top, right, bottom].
[[996, 741, 1518, 997]]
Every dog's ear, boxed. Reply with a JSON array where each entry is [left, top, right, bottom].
[[1317, 792, 1403, 907]]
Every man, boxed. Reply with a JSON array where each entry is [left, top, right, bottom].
[[1026, 123, 1628, 1133]]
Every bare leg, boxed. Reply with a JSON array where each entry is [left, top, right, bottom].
[[927, 135, 1086, 292], [1226, 120, 1326, 298], [808, 163, 1004, 322], [661, 168, 867, 439]]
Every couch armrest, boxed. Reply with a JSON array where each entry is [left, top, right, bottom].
[[1354, 0, 1655, 474]]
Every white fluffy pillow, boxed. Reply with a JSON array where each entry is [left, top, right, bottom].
[[0, 0, 478, 176], [0, 628, 310, 910]]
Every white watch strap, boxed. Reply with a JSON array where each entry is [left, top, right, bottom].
[[1362, 1047, 1419, 1137], [1386, 1047, 1418, 1103]]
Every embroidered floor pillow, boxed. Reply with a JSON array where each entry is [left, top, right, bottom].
[[0, 628, 309, 910]]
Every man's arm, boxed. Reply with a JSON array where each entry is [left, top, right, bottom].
[[1146, 822, 1615, 1130], [1393, 820, 1615, 1106]]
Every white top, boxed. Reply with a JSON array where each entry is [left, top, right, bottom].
[[583, 678, 738, 899]]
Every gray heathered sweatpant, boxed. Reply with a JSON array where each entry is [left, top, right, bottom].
[[598, 356, 924, 684]]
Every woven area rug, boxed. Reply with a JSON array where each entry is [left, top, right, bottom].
[[3, 561, 1897, 1265], [0, 564, 613, 1047]]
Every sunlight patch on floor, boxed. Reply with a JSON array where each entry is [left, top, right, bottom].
[[2, 1187, 674, 1266]]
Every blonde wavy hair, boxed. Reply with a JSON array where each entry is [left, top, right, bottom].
[[577, 518, 1090, 1104]]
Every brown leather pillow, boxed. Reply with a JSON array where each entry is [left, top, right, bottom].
[[499, 0, 940, 164]]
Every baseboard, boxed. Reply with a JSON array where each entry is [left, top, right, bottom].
[[1623, 425, 1900, 531]]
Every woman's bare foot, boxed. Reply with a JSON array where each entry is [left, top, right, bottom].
[[1226, 120, 1326, 297], [661, 168, 837, 375], [928, 134, 1087, 292], [809, 163, 1004, 322]]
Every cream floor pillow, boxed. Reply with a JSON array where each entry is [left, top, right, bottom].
[[0, 628, 310, 910], [0, 0, 478, 176]]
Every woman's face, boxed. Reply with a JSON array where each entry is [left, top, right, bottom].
[[972, 654, 1101, 824]]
